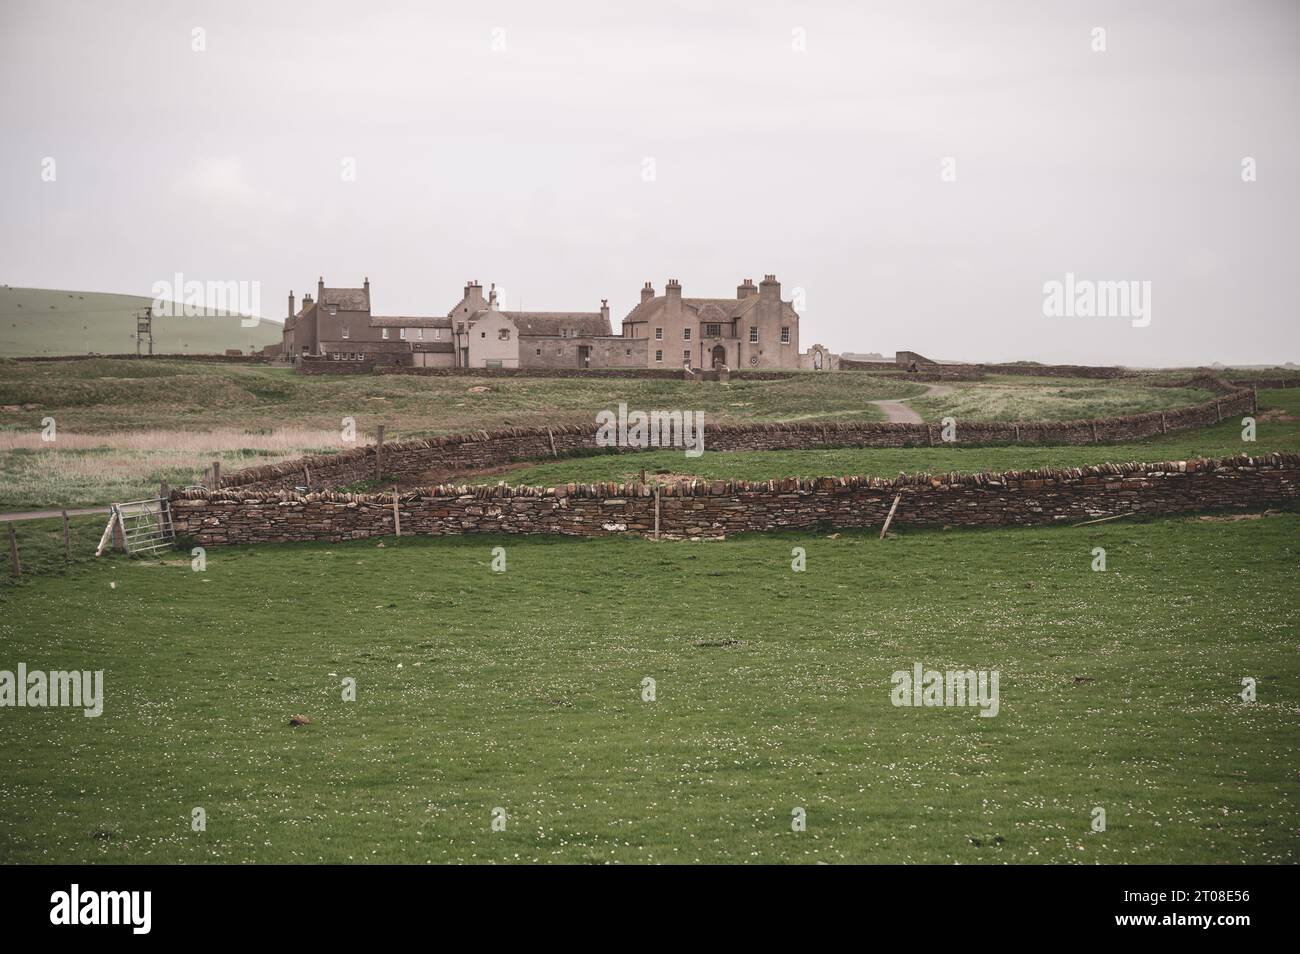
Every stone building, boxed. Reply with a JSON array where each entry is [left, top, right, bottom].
[[281, 273, 803, 371], [281, 277, 456, 367], [619, 275, 800, 370]]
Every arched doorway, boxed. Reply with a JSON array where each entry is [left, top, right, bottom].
[[711, 344, 727, 369]]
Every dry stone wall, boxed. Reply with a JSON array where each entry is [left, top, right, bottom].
[[170, 453, 1299, 546], [219, 376, 1256, 493]]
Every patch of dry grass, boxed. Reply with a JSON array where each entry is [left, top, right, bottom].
[[0, 428, 346, 510]]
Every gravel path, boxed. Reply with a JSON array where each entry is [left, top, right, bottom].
[[870, 383, 953, 424]]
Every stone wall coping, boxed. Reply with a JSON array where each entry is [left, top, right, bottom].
[[170, 452, 1299, 506]]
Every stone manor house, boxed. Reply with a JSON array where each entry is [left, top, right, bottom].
[[279, 274, 820, 371]]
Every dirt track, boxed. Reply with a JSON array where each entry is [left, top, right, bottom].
[[870, 383, 952, 424]]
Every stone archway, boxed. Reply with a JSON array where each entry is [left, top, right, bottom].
[[711, 344, 727, 369]]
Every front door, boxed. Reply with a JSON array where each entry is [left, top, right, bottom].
[[578, 345, 591, 368], [711, 344, 726, 369]]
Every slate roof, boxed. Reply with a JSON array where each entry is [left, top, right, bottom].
[[319, 287, 370, 311], [500, 311, 611, 337], [621, 295, 759, 326]]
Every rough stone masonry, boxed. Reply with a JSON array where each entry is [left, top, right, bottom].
[[169, 453, 1299, 546]]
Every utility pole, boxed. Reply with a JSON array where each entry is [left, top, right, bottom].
[[136, 306, 153, 356]]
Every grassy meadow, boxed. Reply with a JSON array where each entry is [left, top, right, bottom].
[[909, 374, 1214, 422], [0, 514, 1295, 863], [0, 288, 281, 357], [0, 358, 1271, 510], [505, 388, 1300, 486]]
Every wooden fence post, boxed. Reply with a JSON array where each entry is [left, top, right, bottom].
[[7, 524, 19, 578], [392, 487, 401, 538], [880, 494, 902, 540], [61, 510, 71, 561], [376, 425, 386, 481], [211, 461, 221, 490]]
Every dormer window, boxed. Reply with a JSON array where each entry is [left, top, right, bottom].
[[341, 325, 349, 339], [382, 328, 390, 340], [329, 305, 338, 316]]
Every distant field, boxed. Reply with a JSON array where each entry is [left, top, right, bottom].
[[0, 359, 1281, 509], [1, 514, 1295, 863], [497, 389, 1300, 486], [910, 375, 1212, 422], [0, 288, 281, 357]]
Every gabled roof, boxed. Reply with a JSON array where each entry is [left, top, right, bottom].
[[285, 301, 318, 331], [622, 295, 761, 325], [500, 311, 611, 337], [320, 287, 370, 311]]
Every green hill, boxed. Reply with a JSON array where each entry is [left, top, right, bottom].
[[0, 287, 282, 357]]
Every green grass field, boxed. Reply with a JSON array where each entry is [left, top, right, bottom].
[[0, 288, 281, 357], [0, 359, 1264, 510], [1, 514, 1296, 863], [508, 389, 1300, 485], [909, 375, 1216, 422]]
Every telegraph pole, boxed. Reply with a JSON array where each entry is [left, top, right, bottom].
[[135, 305, 153, 356]]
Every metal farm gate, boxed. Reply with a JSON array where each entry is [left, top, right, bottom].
[[95, 497, 176, 557]]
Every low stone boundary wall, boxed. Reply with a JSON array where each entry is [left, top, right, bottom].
[[372, 366, 796, 381], [169, 453, 1300, 545], [218, 376, 1255, 492]]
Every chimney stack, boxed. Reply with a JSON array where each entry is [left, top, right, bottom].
[[288, 290, 295, 320], [317, 276, 325, 301], [640, 281, 655, 304], [463, 280, 485, 313], [600, 298, 610, 323], [665, 278, 681, 304], [363, 276, 369, 293], [759, 274, 780, 301], [737, 278, 757, 300]]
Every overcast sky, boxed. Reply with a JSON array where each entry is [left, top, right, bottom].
[[2, 0, 1296, 365]]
